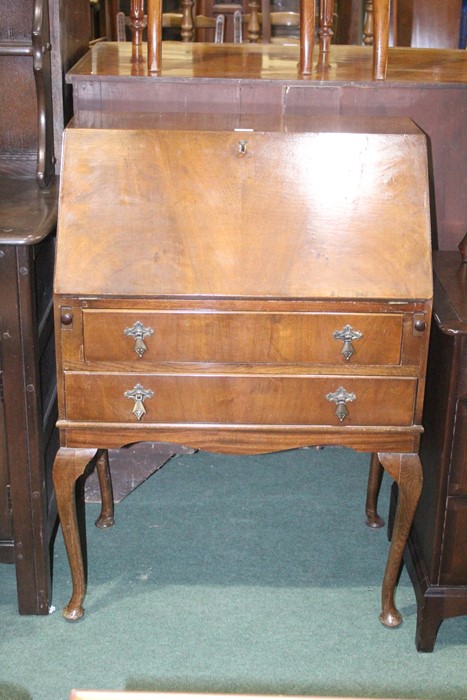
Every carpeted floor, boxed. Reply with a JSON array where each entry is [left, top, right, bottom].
[[0, 447, 466, 700]]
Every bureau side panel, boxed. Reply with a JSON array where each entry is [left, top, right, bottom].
[[417, 321, 455, 582]]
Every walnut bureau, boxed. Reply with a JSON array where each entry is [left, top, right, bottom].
[[53, 114, 433, 624]]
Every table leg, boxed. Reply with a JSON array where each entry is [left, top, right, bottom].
[[365, 452, 385, 528], [318, 0, 334, 69], [53, 447, 101, 621], [377, 452, 422, 627], [94, 450, 115, 529], [373, 0, 390, 79], [414, 597, 444, 652], [299, 0, 315, 76]]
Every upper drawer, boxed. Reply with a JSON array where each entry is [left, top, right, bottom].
[[82, 311, 403, 366]]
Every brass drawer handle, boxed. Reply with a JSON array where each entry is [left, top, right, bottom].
[[124, 383, 154, 421], [124, 321, 154, 358], [326, 386, 356, 422], [333, 324, 363, 360]]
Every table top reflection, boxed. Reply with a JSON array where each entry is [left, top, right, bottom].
[[68, 41, 467, 85]]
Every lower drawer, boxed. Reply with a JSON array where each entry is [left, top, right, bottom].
[[64, 373, 417, 426]]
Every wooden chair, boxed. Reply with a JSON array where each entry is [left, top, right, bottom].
[[363, 0, 398, 47], [245, 10, 301, 44], [117, 6, 225, 43], [244, 7, 338, 45], [143, 0, 390, 78]]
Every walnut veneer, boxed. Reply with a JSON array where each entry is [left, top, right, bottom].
[[53, 114, 432, 625]]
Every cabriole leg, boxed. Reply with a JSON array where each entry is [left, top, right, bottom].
[[365, 452, 385, 528], [377, 452, 422, 627], [53, 447, 101, 621], [94, 450, 115, 529]]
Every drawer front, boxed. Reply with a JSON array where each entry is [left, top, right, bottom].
[[82, 311, 403, 366], [64, 373, 416, 426], [439, 497, 467, 585]]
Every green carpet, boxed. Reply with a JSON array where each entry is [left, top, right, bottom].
[[0, 447, 466, 700]]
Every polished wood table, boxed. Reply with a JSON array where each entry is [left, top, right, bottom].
[[53, 114, 433, 626], [68, 39, 467, 81]]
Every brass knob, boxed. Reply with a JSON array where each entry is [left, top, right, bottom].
[[414, 320, 426, 332]]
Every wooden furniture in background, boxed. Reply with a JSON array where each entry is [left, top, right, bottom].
[[53, 114, 432, 624], [0, 0, 54, 187], [0, 184, 58, 614], [363, 0, 463, 48], [363, 0, 397, 46], [244, 4, 340, 46], [66, 42, 467, 252], [117, 8, 226, 42], [397, 249, 466, 651], [366, 244, 467, 651], [139, 0, 391, 77], [0, 0, 90, 614], [245, 10, 300, 44], [397, 0, 463, 48]]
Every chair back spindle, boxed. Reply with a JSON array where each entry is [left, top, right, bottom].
[[131, 0, 146, 49], [215, 15, 226, 44], [319, 0, 334, 65], [233, 10, 243, 44], [373, 0, 390, 79], [299, 0, 315, 76], [247, 0, 261, 43], [180, 0, 194, 41], [147, 0, 162, 73], [122, 1, 224, 49]]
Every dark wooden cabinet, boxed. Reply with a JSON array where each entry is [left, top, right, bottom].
[[0, 0, 90, 613], [396, 0, 463, 48], [0, 188, 58, 614], [392, 250, 467, 651]]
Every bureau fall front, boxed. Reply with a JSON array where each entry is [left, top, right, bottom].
[[53, 114, 432, 625]]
